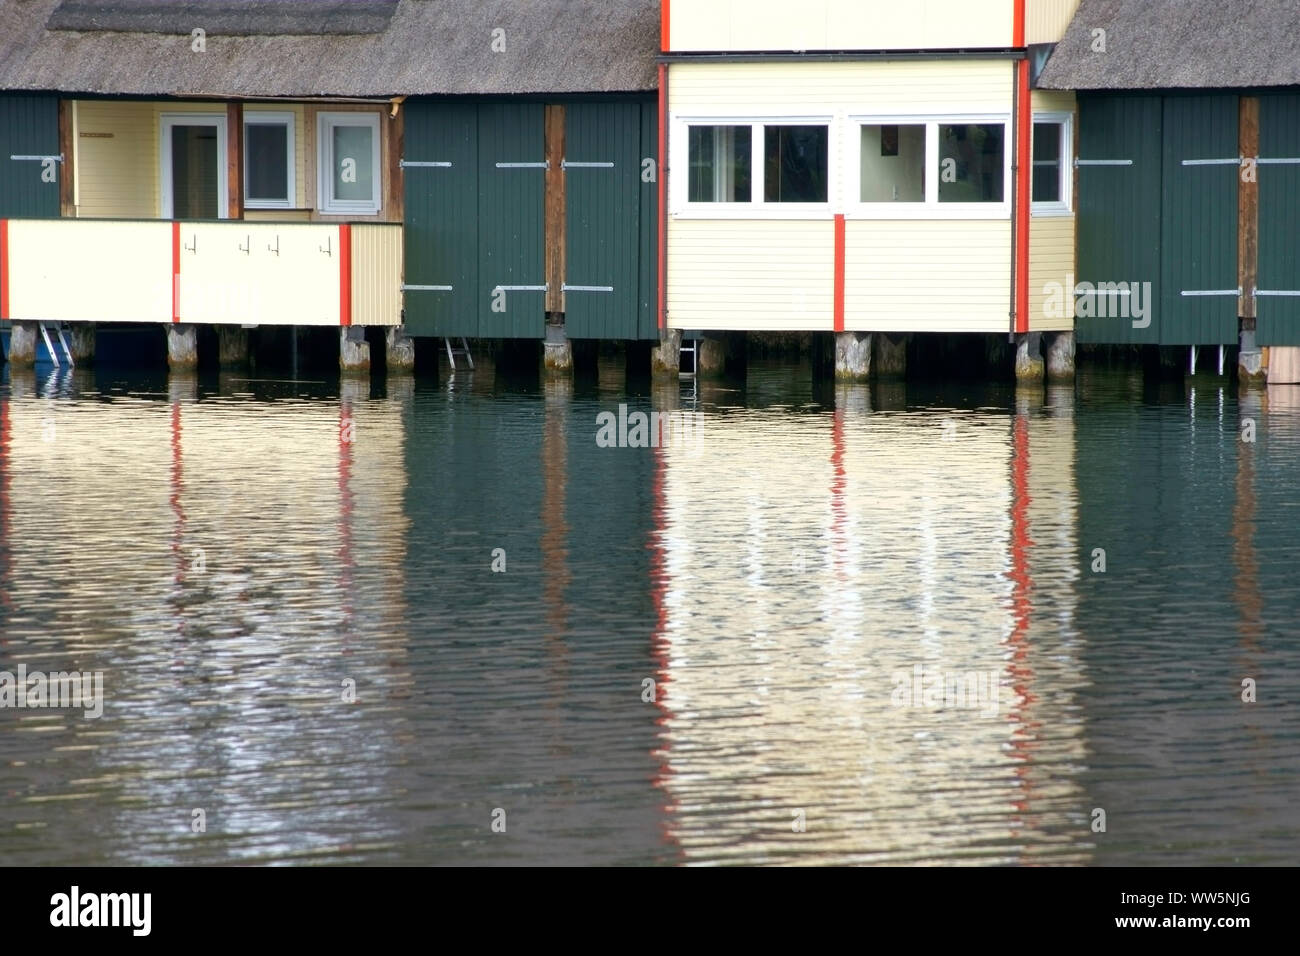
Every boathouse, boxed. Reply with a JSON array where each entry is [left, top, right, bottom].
[[661, 0, 1083, 380], [0, 0, 659, 370], [1038, 0, 1300, 382]]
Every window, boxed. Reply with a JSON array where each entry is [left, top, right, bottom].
[[675, 119, 830, 213], [244, 112, 294, 209], [938, 123, 1004, 203], [852, 117, 1011, 217], [1032, 114, 1072, 214], [688, 125, 751, 202], [764, 125, 828, 203], [317, 112, 381, 215], [860, 124, 925, 202]]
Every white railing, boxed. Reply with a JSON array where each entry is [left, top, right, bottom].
[[2, 218, 402, 327]]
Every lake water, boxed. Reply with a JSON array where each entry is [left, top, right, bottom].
[[1, 356, 1297, 865]]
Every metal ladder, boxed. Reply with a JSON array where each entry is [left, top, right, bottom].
[[444, 337, 474, 371], [680, 337, 698, 377], [38, 321, 75, 367]]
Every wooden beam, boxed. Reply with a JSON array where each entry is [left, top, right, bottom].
[[544, 104, 566, 315], [227, 101, 243, 219], [385, 106, 403, 221], [1240, 96, 1259, 319], [58, 100, 74, 217]]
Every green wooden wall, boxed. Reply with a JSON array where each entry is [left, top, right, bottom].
[[403, 98, 657, 340], [1077, 94, 1238, 346], [0, 94, 60, 218], [1256, 93, 1300, 346]]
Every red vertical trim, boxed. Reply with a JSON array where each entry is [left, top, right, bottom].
[[1005, 412, 1039, 828], [833, 213, 846, 333], [1015, 59, 1032, 334], [0, 220, 9, 320], [662, 0, 670, 52], [339, 223, 352, 327], [657, 63, 667, 332], [337, 397, 355, 635], [1013, 0, 1026, 47], [648, 439, 682, 858], [169, 400, 186, 589], [171, 221, 181, 324], [0, 391, 10, 620]]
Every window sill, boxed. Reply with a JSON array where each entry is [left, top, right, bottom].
[[1031, 203, 1073, 218], [671, 204, 832, 220]]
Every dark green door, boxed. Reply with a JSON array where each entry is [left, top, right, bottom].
[[478, 103, 545, 338], [0, 94, 60, 218], [1075, 96, 1163, 344], [1256, 93, 1300, 345], [564, 102, 641, 339], [1159, 95, 1239, 346], [402, 101, 478, 337]]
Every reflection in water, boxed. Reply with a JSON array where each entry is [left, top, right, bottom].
[[0, 361, 1297, 864], [651, 384, 1088, 864]]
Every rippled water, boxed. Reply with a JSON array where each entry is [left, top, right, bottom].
[[1, 357, 1297, 865]]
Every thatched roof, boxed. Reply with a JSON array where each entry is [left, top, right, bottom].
[[1038, 0, 1300, 90], [47, 1, 400, 36], [0, 0, 660, 97]]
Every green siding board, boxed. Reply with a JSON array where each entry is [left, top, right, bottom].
[[564, 101, 641, 340], [402, 101, 478, 337], [1257, 93, 1300, 345], [638, 100, 659, 340], [1076, 95, 1163, 345], [478, 102, 545, 338], [1159, 95, 1239, 346], [404, 97, 655, 341], [0, 94, 60, 219]]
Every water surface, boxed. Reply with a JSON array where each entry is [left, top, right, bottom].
[[0, 358, 1296, 865]]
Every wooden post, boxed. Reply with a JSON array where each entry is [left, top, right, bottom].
[[57, 100, 74, 217], [1240, 96, 1259, 320], [227, 101, 243, 219], [544, 104, 566, 315], [385, 104, 403, 220]]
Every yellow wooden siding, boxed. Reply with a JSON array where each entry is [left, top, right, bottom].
[[669, 60, 1014, 115], [181, 222, 339, 325], [73, 100, 174, 218], [1032, 90, 1076, 114], [670, 0, 1012, 52], [1029, 215, 1075, 332], [1026, 0, 1081, 45], [245, 209, 312, 222], [6, 219, 173, 322], [667, 219, 834, 331], [74, 100, 312, 219], [351, 224, 403, 326], [844, 221, 1012, 333]]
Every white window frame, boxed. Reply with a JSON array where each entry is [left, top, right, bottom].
[[159, 112, 229, 220], [317, 111, 381, 216], [670, 114, 835, 219], [847, 114, 1013, 220], [243, 110, 296, 210], [1031, 111, 1073, 217]]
